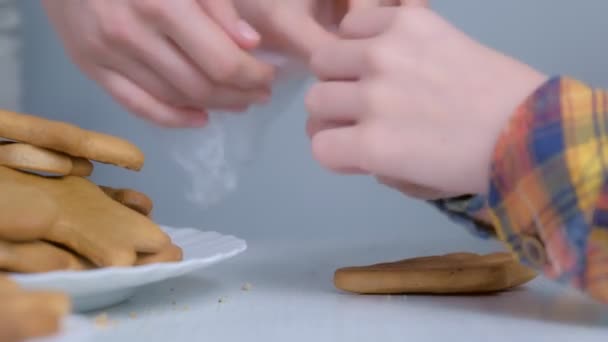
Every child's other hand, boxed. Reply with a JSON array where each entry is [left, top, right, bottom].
[[42, 0, 275, 128], [306, 7, 546, 195]]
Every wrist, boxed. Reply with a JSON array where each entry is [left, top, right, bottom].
[[475, 52, 548, 194]]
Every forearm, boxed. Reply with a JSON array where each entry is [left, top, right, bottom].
[[432, 76, 608, 303]]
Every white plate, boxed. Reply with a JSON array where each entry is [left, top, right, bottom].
[[11, 226, 247, 312]]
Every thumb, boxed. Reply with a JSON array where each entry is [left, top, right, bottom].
[[276, 12, 337, 61], [198, 0, 261, 50]]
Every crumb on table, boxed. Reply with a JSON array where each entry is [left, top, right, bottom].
[[94, 312, 115, 328], [241, 283, 253, 291], [129, 312, 138, 319]]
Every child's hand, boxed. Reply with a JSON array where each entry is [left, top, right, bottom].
[[42, 0, 275, 128], [233, 0, 427, 62], [306, 7, 547, 196], [232, 0, 338, 61]]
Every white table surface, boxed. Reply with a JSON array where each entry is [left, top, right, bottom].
[[74, 231, 608, 342]]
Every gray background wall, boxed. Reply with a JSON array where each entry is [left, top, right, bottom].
[[16, 1, 608, 248]]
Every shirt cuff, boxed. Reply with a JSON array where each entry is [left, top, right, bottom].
[[432, 76, 608, 303], [429, 195, 495, 239]]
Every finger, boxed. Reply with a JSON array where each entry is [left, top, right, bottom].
[[348, 0, 379, 10], [340, 7, 397, 38], [311, 126, 363, 173], [100, 52, 190, 108], [306, 117, 336, 139], [163, 2, 274, 89], [199, 0, 261, 50], [205, 86, 270, 110], [274, 12, 337, 60], [306, 81, 364, 123], [115, 24, 269, 109], [310, 40, 368, 80], [306, 112, 366, 175], [306, 116, 353, 139], [90, 10, 199, 106], [97, 70, 208, 128]]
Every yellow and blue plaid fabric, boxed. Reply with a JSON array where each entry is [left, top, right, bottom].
[[433, 77, 608, 304]]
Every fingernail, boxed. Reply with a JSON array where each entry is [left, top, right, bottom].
[[236, 20, 260, 42]]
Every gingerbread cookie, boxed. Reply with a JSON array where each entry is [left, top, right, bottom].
[[135, 243, 183, 265], [70, 157, 94, 177], [100, 186, 154, 216], [0, 142, 95, 177], [0, 142, 73, 175], [0, 109, 144, 170], [334, 252, 537, 295], [0, 275, 70, 342], [0, 182, 57, 241], [0, 274, 20, 292], [0, 166, 170, 267], [0, 240, 91, 273]]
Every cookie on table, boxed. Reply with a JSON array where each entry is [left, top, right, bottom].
[[334, 252, 537, 295]]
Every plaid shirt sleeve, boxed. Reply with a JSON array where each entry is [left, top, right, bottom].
[[431, 76, 608, 304]]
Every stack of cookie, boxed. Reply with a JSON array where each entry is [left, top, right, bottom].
[[0, 109, 183, 340], [0, 109, 183, 270]]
